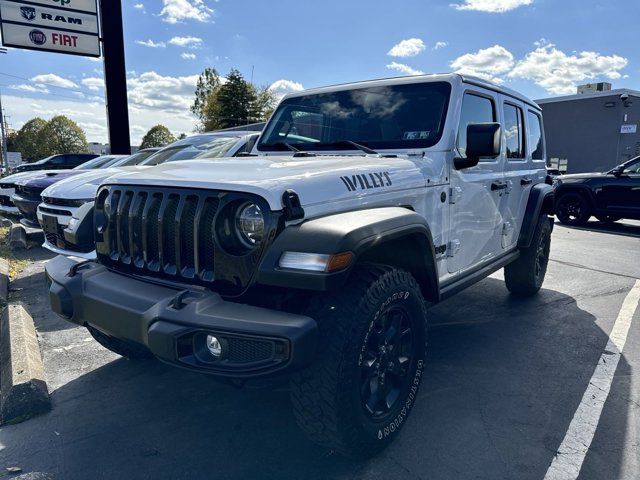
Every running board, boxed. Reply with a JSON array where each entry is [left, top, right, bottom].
[[439, 251, 520, 301]]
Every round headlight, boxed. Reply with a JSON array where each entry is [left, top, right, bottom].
[[235, 203, 264, 246]]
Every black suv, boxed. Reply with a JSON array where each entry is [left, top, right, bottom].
[[554, 156, 640, 225], [13, 153, 99, 173]]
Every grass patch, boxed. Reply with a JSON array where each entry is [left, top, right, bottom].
[[0, 226, 29, 279]]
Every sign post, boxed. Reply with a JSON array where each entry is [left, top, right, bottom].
[[0, 0, 131, 153]]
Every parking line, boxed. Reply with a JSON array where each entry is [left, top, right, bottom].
[[544, 279, 640, 480]]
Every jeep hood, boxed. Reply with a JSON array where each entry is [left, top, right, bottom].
[[102, 156, 425, 210], [42, 166, 148, 200]]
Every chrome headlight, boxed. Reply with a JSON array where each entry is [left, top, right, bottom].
[[235, 202, 264, 246]]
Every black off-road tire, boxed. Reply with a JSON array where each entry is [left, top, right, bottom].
[[504, 215, 552, 297], [555, 192, 591, 225], [290, 264, 428, 457], [87, 325, 153, 359]]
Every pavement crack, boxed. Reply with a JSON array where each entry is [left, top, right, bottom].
[[549, 258, 640, 280]]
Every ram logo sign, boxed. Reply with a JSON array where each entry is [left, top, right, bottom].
[[20, 6, 36, 21]]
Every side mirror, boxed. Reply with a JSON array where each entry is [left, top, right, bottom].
[[454, 122, 501, 170], [612, 166, 624, 177]]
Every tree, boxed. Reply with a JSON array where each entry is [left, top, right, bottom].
[[254, 85, 278, 121], [190, 68, 222, 131], [39, 116, 89, 156], [12, 117, 48, 161], [139, 125, 176, 149]]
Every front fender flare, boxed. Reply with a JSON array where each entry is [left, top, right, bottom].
[[257, 207, 439, 300]]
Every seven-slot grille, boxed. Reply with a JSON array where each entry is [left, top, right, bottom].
[[95, 185, 274, 294]]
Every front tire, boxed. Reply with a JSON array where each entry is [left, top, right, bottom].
[[596, 215, 621, 223], [290, 264, 428, 457], [555, 192, 591, 225], [504, 215, 552, 297], [87, 325, 153, 359]]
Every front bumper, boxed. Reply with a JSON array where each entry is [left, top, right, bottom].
[[11, 193, 40, 222], [45, 255, 318, 378]]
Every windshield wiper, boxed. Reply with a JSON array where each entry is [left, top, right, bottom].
[[326, 140, 378, 155], [266, 141, 301, 152]]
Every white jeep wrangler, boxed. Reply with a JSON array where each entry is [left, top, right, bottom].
[[46, 73, 554, 457]]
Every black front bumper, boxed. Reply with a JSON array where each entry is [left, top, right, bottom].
[[11, 193, 40, 223], [45, 255, 318, 378]]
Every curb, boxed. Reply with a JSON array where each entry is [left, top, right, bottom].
[[0, 258, 8, 303], [0, 304, 51, 425], [8, 224, 27, 250]]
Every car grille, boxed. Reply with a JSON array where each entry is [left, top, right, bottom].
[[15, 185, 45, 199], [42, 196, 86, 207], [94, 185, 278, 295]]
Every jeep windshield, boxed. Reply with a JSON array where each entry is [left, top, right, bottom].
[[258, 81, 451, 152]]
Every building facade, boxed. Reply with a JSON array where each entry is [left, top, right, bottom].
[[536, 88, 640, 174]]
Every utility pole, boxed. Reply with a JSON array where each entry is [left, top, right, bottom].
[[0, 91, 7, 174], [100, 0, 131, 154]]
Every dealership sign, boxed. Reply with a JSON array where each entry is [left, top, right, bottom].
[[0, 0, 99, 56]]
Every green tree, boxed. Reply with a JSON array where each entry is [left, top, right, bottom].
[[254, 84, 278, 121], [12, 117, 48, 161], [39, 116, 89, 156], [139, 125, 176, 149], [190, 68, 222, 131]]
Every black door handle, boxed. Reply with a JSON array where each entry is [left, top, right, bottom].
[[521, 177, 533, 185], [491, 181, 508, 191]]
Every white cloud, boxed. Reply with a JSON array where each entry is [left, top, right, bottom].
[[169, 36, 203, 48], [81, 77, 105, 91], [127, 71, 199, 114], [434, 41, 448, 50], [136, 39, 166, 48], [387, 38, 426, 58], [450, 0, 533, 13], [269, 79, 304, 99], [450, 44, 514, 83], [160, 0, 213, 24], [508, 44, 628, 94], [9, 84, 49, 94], [30, 73, 78, 89], [181, 52, 196, 60], [386, 62, 424, 76], [134, 3, 144, 9]]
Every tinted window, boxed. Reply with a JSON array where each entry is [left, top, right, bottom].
[[622, 157, 640, 174], [457, 93, 495, 158], [527, 111, 544, 160], [503, 104, 525, 159], [258, 82, 452, 151], [111, 150, 158, 167], [50, 156, 67, 165]]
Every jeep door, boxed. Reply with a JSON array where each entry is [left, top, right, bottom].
[[447, 89, 504, 274], [499, 101, 546, 249]]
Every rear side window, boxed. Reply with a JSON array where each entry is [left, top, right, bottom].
[[457, 93, 495, 159], [503, 104, 525, 159], [527, 111, 544, 160]]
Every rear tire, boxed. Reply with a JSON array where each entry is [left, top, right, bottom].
[[555, 192, 591, 225], [290, 264, 428, 457], [87, 325, 153, 359], [504, 215, 552, 297]]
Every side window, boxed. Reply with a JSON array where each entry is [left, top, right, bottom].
[[527, 111, 544, 160], [457, 93, 495, 159], [623, 158, 640, 175], [503, 104, 525, 159], [50, 156, 66, 165]]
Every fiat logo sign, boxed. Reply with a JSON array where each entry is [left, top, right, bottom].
[[29, 29, 47, 46]]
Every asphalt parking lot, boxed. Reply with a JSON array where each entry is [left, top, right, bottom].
[[0, 219, 639, 480]]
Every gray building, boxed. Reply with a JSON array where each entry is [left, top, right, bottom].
[[536, 85, 640, 174]]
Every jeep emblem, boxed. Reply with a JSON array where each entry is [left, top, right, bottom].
[[20, 6, 36, 21]]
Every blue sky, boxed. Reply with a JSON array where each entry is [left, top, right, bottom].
[[1, 0, 638, 144]]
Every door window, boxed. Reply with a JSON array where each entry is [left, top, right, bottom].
[[503, 104, 525, 159], [622, 157, 640, 175], [457, 93, 496, 159], [527, 111, 544, 160]]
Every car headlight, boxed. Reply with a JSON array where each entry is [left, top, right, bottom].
[[235, 202, 264, 246]]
